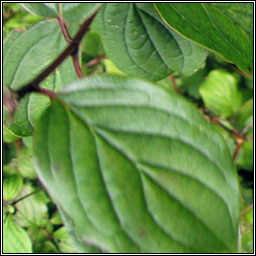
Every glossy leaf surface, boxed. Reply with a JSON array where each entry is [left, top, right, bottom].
[[34, 75, 240, 253], [92, 3, 206, 81], [154, 3, 253, 74]]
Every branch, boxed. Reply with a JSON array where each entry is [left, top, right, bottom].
[[15, 11, 99, 99]]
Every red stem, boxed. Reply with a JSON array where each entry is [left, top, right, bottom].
[[169, 75, 180, 94], [72, 52, 84, 78]]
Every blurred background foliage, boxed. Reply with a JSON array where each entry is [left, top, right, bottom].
[[3, 3, 253, 253]]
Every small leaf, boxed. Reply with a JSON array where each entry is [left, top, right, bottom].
[[54, 227, 76, 253], [3, 21, 78, 136], [14, 185, 49, 227], [3, 141, 17, 165], [3, 174, 23, 201], [3, 215, 33, 253], [236, 141, 253, 171], [50, 211, 63, 225], [81, 30, 105, 57], [17, 146, 37, 179], [21, 3, 103, 23], [199, 70, 242, 118], [92, 3, 206, 81], [53, 226, 69, 240], [34, 75, 240, 253], [3, 124, 19, 143], [154, 3, 253, 74], [233, 98, 253, 133]]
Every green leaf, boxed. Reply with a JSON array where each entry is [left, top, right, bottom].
[[50, 211, 63, 225], [3, 215, 33, 253], [14, 185, 49, 227], [241, 208, 253, 253], [211, 3, 253, 38], [154, 3, 253, 74], [233, 98, 253, 133], [35, 241, 59, 253], [179, 68, 208, 99], [3, 21, 78, 136], [81, 30, 105, 57], [199, 70, 243, 118], [3, 125, 19, 142], [92, 3, 206, 81], [104, 59, 126, 76], [17, 146, 37, 179], [3, 119, 20, 143], [58, 205, 102, 253], [236, 141, 253, 171], [54, 226, 76, 253], [53, 226, 69, 240], [34, 75, 240, 253], [3, 174, 23, 201], [21, 3, 102, 23]]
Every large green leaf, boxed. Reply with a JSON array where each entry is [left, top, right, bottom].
[[92, 3, 206, 81], [3, 21, 78, 136], [3, 215, 33, 253], [34, 75, 240, 253], [21, 3, 102, 23], [154, 3, 253, 74], [199, 70, 243, 118]]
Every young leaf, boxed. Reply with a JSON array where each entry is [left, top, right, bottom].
[[199, 70, 243, 118], [92, 3, 207, 81], [3, 21, 78, 136], [3, 215, 33, 253], [34, 75, 240, 253], [21, 3, 102, 24], [14, 185, 49, 227], [3, 174, 23, 201], [154, 3, 253, 74]]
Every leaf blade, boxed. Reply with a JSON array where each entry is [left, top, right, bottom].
[[92, 3, 206, 81], [154, 3, 253, 74], [34, 75, 240, 253], [3, 215, 33, 253]]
